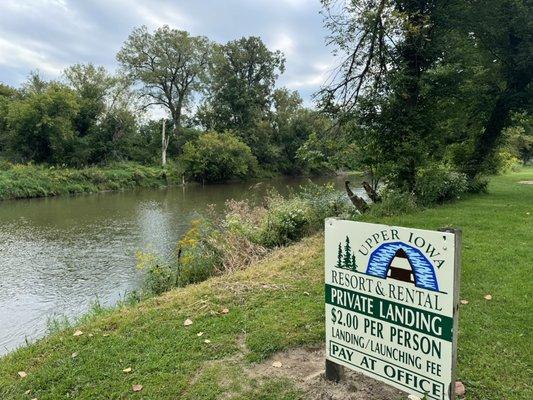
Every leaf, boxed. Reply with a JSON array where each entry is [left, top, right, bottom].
[[272, 361, 282, 368], [460, 300, 469, 305], [204, 339, 211, 344], [73, 330, 83, 337], [221, 308, 229, 314], [183, 318, 193, 327], [71, 352, 78, 358], [197, 332, 204, 337], [132, 384, 143, 392], [123, 367, 132, 373], [484, 294, 492, 300], [17, 371, 27, 378]]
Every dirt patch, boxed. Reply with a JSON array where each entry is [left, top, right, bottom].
[[249, 346, 406, 400], [518, 180, 533, 185]]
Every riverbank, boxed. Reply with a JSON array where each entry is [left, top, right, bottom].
[[0, 168, 531, 399], [0, 163, 182, 200]]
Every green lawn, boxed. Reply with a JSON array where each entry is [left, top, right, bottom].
[[0, 168, 531, 399]]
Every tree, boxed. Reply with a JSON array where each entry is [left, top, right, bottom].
[[64, 64, 111, 137], [343, 236, 352, 269], [199, 37, 285, 165], [337, 242, 343, 268], [181, 131, 258, 183], [461, 0, 532, 178], [6, 82, 80, 164], [117, 25, 212, 151], [319, 0, 459, 190]]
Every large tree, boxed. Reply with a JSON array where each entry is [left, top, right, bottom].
[[319, 0, 450, 190], [117, 26, 212, 152], [462, 0, 532, 178], [200, 37, 285, 132]]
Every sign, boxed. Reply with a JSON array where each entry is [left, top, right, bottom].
[[325, 219, 460, 400]]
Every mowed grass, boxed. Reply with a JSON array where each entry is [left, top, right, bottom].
[[0, 168, 531, 399]]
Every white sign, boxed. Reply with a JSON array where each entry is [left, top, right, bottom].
[[325, 219, 460, 400]]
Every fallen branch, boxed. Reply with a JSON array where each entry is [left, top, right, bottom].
[[345, 181, 369, 213], [362, 181, 381, 203]]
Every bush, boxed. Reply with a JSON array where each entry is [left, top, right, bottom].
[[181, 131, 258, 183], [139, 183, 352, 294], [136, 252, 178, 295], [258, 195, 313, 247], [414, 164, 468, 206], [175, 219, 222, 287], [369, 188, 417, 217]]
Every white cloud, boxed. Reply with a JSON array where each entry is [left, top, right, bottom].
[[0, 37, 66, 77], [285, 61, 335, 89], [270, 32, 296, 56]]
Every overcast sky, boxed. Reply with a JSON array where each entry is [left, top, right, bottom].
[[0, 0, 337, 107]]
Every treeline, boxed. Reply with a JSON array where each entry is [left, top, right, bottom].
[[319, 0, 532, 199], [0, 31, 353, 183]]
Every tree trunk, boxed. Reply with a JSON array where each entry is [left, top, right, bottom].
[[161, 119, 169, 166], [466, 94, 510, 179], [362, 181, 381, 203], [345, 181, 369, 213]]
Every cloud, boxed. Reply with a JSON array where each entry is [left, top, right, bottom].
[[0, 0, 336, 109]]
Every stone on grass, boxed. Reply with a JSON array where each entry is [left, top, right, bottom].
[[132, 384, 143, 392], [183, 318, 193, 327], [455, 381, 466, 396], [17, 371, 27, 378], [73, 330, 83, 336], [484, 294, 492, 300]]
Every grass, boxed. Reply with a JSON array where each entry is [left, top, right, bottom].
[[0, 168, 531, 399], [0, 162, 182, 200]]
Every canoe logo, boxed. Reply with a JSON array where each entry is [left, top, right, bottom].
[[365, 242, 439, 292]]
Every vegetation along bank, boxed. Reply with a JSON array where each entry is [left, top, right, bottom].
[[0, 162, 181, 201]]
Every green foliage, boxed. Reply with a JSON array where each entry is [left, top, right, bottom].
[[369, 188, 418, 217], [6, 82, 80, 165], [414, 164, 469, 206], [181, 131, 258, 182], [0, 162, 178, 200], [175, 219, 222, 287], [117, 25, 212, 147], [140, 183, 352, 294]]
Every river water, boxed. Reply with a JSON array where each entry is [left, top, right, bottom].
[[0, 176, 354, 356]]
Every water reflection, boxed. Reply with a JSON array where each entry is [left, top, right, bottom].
[[0, 176, 357, 355]]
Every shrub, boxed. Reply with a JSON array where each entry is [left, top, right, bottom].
[[136, 251, 178, 295], [139, 183, 352, 294], [414, 164, 468, 206], [369, 188, 417, 217], [175, 219, 222, 287], [258, 195, 313, 247], [181, 131, 258, 183]]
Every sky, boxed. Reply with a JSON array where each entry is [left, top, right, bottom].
[[0, 0, 338, 107]]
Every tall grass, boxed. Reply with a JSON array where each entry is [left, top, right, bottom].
[[0, 162, 183, 200]]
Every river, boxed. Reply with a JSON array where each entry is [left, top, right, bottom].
[[0, 176, 356, 356]]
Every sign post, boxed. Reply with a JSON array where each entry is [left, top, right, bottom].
[[325, 219, 461, 400]]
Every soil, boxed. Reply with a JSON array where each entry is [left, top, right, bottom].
[[249, 346, 406, 400]]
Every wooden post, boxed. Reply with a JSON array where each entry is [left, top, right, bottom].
[[439, 227, 462, 400], [325, 359, 343, 382]]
